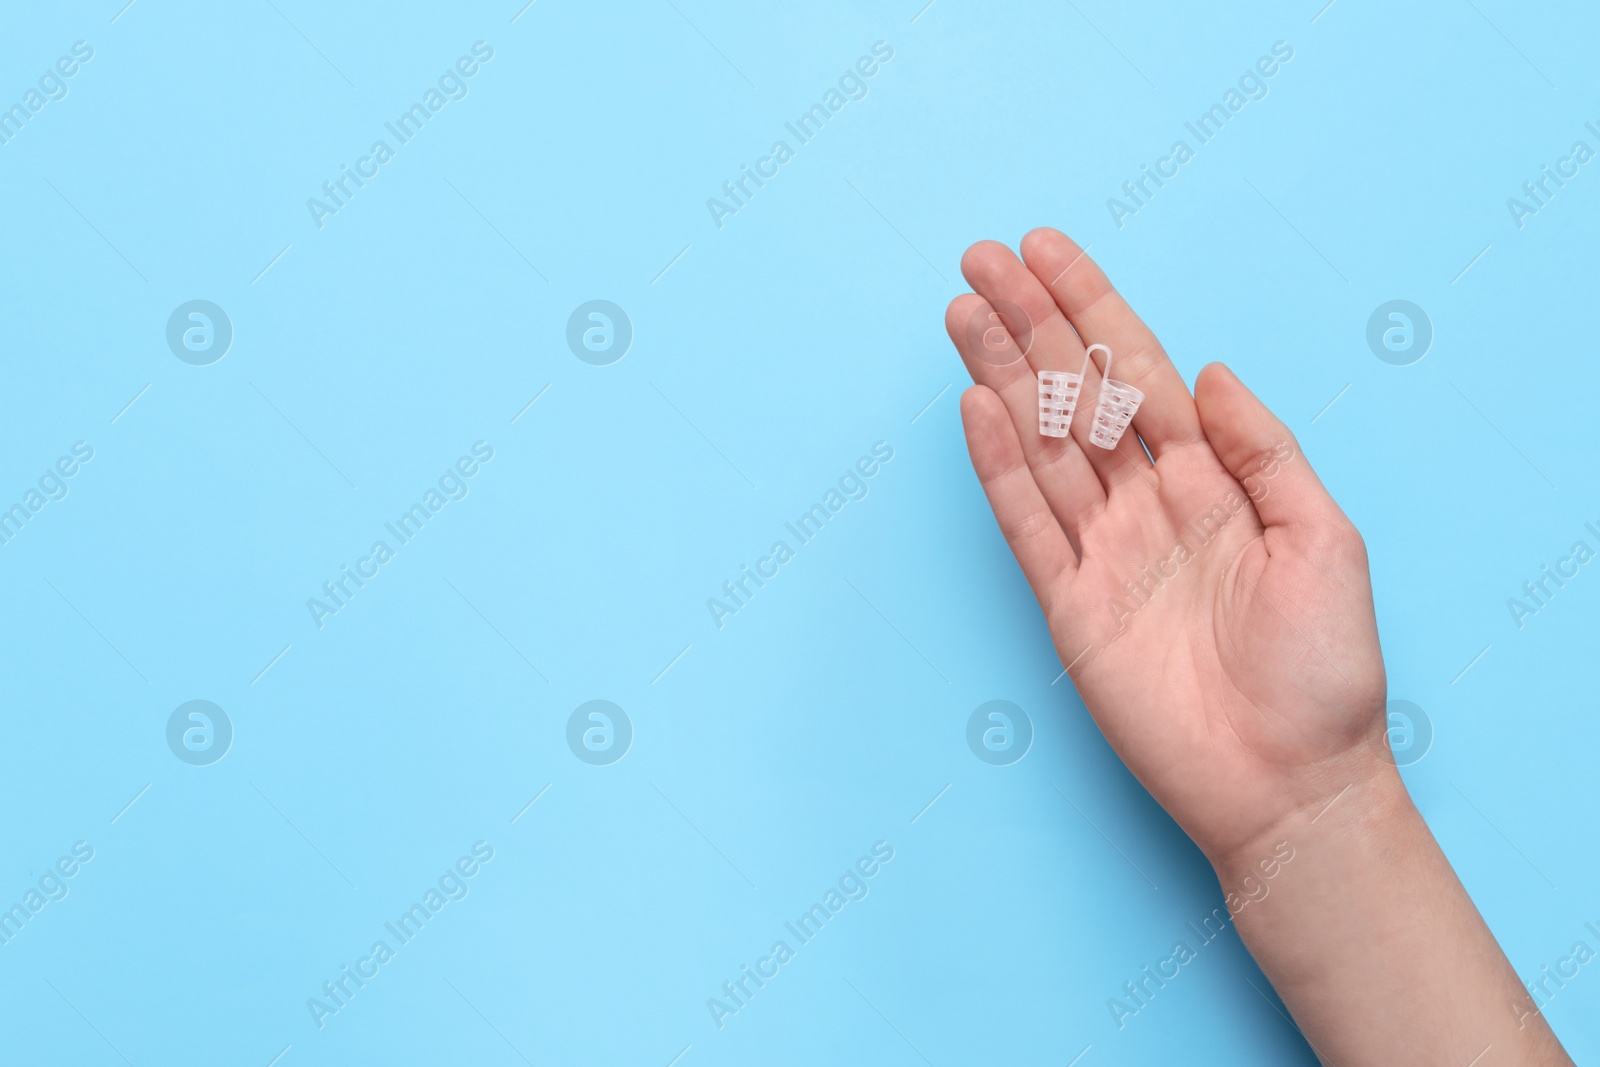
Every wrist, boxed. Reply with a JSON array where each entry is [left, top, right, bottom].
[[1199, 751, 1573, 1063], [1207, 748, 1412, 891]]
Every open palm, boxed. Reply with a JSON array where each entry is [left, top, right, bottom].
[[946, 230, 1388, 862]]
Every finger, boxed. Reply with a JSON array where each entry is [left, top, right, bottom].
[[960, 385, 1077, 609], [958, 241, 1153, 495], [1020, 228, 1205, 458], [945, 290, 1107, 544], [1193, 363, 1351, 554]]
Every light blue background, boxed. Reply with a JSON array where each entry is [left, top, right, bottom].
[[1, 0, 1597, 1063]]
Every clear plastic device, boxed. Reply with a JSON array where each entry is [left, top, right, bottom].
[[1087, 344, 1143, 450], [1037, 368, 1083, 437], [1037, 342, 1095, 438]]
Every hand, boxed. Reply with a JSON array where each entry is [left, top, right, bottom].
[[945, 228, 1389, 865], [946, 229, 1575, 1064]]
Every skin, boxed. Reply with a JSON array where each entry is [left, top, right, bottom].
[[945, 228, 1573, 1065]]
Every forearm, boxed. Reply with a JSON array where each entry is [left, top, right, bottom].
[[1213, 761, 1572, 1066]]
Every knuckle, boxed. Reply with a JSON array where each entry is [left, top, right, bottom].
[[1339, 526, 1370, 565], [1308, 520, 1366, 565], [1032, 445, 1079, 481], [999, 508, 1052, 546], [1064, 269, 1116, 314], [1115, 343, 1164, 382], [1236, 441, 1286, 481]]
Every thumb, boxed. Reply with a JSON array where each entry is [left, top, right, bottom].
[[1194, 362, 1349, 551]]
